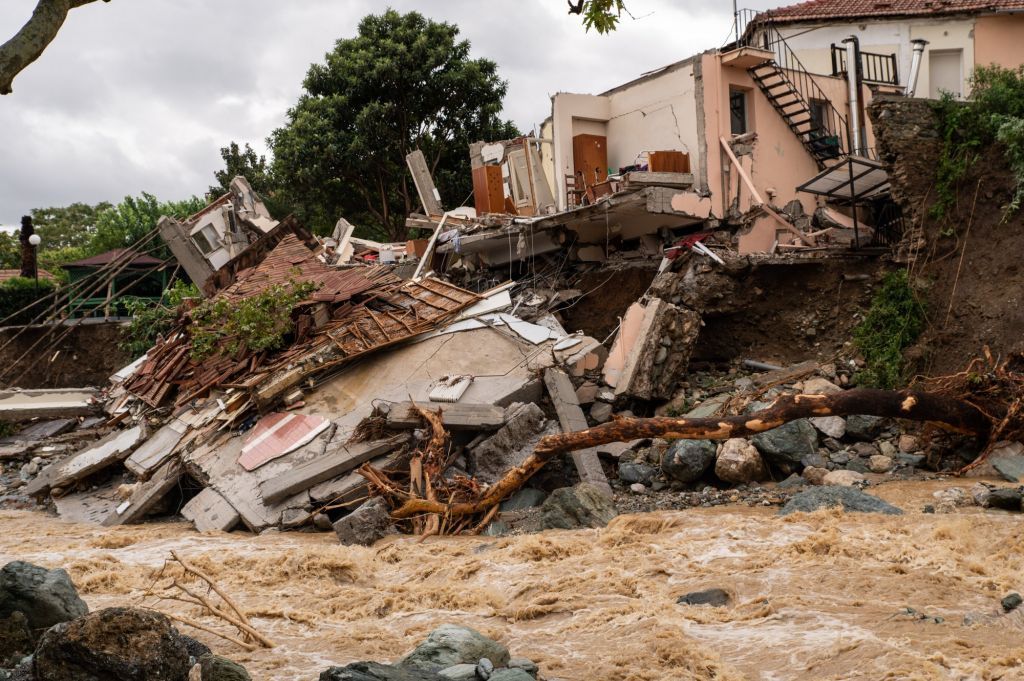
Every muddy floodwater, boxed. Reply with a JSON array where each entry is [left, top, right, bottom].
[[3, 479, 1023, 680]]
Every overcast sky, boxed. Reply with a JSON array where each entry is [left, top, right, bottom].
[[0, 0, 779, 226]]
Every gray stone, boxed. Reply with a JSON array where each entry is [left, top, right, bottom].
[[476, 658, 494, 679], [629, 483, 647, 494], [590, 402, 613, 424], [778, 473, 805, 489], [181, 636, 211, 662], [617, 462, 656, 485], [779, 486, 903, 516], [802, 451, 828, 469], [438, 664, 476, 680], [868, 455, 894, 474], [986, 488, 1023, 511], [0, 561, 88, 634], [851, 442, 879, 458], [488, 672, 534, 681], [333, 498, 392, 547], [321, 662, 446, 680], [829, 450, 850, 465], [677, 588, 731, 606], [541, 483, 618, 530], [661, 440, 716, 483], [992, 455, 1024, 484], [399, 625, 510, 673], [802, 466, 829, 486], [751, 420, 818, 471], [846, 458, 871, 474], [470, 404, 547, 484], [34, 607, 191, 681], [897, 453, 926, 467], [801, 378, 841, 395], [878, 441, 897, 458], [507, 659, 538, 676], [715, 439, 766, 484], [499, 488, 546, 511], [1002, 593, 1022, 613], [845, 415, 885, 441], [823, 470, 866, 486], [200, 654, 251, 681], [809, 416, 846, 439]]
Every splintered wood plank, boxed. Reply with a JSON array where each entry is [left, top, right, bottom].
[[181, 487, 240, 533], [543, 368, 613, 497], [51, 426, 144, 489], [102, 459, 183, 526], [385, 402, 505, 431], [259, 435, 406, 504], [124, 419, 187, 479]]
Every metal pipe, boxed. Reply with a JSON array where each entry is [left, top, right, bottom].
[[734, 0, 739, 45], [906, 39, 929, 97], [843, 36, 863, 155]]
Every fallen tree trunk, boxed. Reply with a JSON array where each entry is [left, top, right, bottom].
[[392, 388, 990, 519]]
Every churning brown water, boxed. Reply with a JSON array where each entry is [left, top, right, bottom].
[[3, 479, 1023, 680]]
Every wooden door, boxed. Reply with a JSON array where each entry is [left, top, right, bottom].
[[573, 134, 608, 189]]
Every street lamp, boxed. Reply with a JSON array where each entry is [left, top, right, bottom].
[[27, 233, 41, 292]]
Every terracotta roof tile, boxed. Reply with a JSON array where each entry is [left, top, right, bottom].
[[63, 249, 164, 268], [766, 0, 1024, 22], [0, 269, 56, 283]]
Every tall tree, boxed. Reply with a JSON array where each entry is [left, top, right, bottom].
[[0, 0, 109, 94], [270, 10, 519, 240], [30, 201, 112, 249], [91, 193, 205, 256], [208, 142, 273, 199]]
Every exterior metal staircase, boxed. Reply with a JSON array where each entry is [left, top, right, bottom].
[[733, 10, 852, 168]]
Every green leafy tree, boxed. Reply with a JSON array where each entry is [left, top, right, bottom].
[[0, 231, 18, 269], [208, 142, 274, 199], [569, 0, 630, 34], [270, 10, 519, 240], [30, 202, 111, 249], [91, 193, 205, 256]]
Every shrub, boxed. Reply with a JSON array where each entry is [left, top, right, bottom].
[[0, 276, 59, 326], [120, 280, 200, 357], [853, 270, 926, 389]]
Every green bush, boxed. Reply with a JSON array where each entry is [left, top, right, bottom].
[[853, 270, 926, 389], [120, 280, 200, 357], [0, 277, 59, 326], [932, 65, 1024, 221], [188, 281, 318, 361]]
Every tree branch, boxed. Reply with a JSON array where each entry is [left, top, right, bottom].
[[0, 0, 109, 95], [392, 388, 992, 519]]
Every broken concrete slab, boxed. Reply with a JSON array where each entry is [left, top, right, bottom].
[[53, 478, 124, 524], [991, 441, 1024, 483], [102, 459, 183, 526], [181, 487, 240, 533], [385, 402, 505, 432], [124, 419, 187, 479], [49, 426, 144, 490], [259, 435, 406, 504], [543, 368, 612, 497], [0, 389, 99, 423], [469, 403, 550, 484], [1, 419, 77, 443], [309, 447, 411, 505]]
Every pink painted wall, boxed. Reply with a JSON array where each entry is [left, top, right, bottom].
[[975, 14, 1024, 71]]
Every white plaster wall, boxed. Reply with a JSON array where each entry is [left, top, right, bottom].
[[551, 93, 611, 210], [776, 17, 976, 97], [605, 64, 699, 174]]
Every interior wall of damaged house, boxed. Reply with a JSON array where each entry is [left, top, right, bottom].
[[2, 0, 1024, 679]]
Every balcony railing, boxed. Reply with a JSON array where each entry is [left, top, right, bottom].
[[831, 45, 899, 86]]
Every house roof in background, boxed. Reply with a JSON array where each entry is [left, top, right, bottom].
[[765, 0, 1024, 23], [63, 249, 165, 269], [0, 269, 56, 283]]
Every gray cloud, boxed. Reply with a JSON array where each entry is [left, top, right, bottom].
[[0, 0, 781, 224]]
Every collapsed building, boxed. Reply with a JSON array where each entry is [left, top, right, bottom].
[[5, 1, 1024, 540]]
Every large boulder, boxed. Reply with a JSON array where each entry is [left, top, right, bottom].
[[751, 420, 818, 472], [540, 483, 617, 530], [469, 404, 548, 484], [321, 662, 446, 680], [34, 607, 191, 681], [779, 486, 903, 516], [399, 625, 510, 673], [489, 671, 534, 681], [333, 498, 393, 547], [845, 415, 885, 441], [0, 561, 88, 634], [714, 439, 766, 484], [199, 654, 251, 681], [661, 440, 716, 483]]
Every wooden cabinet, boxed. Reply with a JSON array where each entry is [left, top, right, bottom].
[[572, 134, 608, 189], [649, 150, 691, 173], [472, 165, 505, 214]]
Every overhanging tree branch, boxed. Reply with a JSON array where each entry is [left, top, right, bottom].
[[0, 0, 109, 95]]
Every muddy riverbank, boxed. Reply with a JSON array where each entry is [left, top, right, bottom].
[[1, 478, 1022, 680]]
